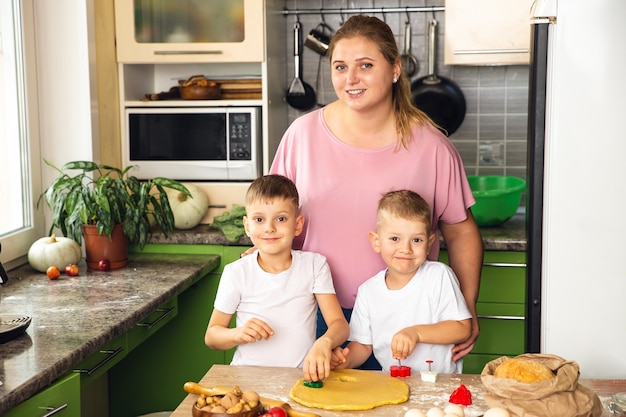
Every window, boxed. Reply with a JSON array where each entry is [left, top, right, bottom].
[[0, 0, 43, 268]]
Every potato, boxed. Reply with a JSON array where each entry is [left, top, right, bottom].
[[242, 390, 260, 407], [220, 393, 239, 409], [210, 405, 227, 413]]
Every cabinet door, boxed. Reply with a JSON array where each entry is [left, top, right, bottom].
[[115, 0, 265, 63], [479, 252, 526, 304], [126, 296, 178, 352], [444, 0, 533, 65], [4, 373, 80, 417], [439, 250, 527, 374], [72, 334, 127, 386], [109, 273, 225, 417]]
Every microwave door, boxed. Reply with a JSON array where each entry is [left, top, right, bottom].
[[129, 112, 227, 161]]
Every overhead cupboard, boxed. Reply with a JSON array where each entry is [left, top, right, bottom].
[[444, 0, 534, 65], [114, 0, 265, 63]]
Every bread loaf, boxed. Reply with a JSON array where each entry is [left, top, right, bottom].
[[494, 358, 555, 383]]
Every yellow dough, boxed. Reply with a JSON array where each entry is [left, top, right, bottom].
[[289, 369, 409, 410]]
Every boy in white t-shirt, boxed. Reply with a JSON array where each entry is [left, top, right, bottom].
[[205, 175, 349, 382], [331, 190, 472, 374]]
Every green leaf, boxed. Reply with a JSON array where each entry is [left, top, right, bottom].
[[61, 161, 100, 172]]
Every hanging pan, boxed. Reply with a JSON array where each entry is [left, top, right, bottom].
[[400, 19, 418, 77], [411, 18, 466, 136], [286, 21, 317, 111]]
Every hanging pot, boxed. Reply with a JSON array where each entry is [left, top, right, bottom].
[[411, 18, 466, 136], [304, 22, 334, 56], [286, 21, 317, 111]]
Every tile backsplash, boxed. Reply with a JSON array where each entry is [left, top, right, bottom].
[[282, 0, 529, 182]]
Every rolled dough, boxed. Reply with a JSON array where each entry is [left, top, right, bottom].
[[289, 369, 409, 410]]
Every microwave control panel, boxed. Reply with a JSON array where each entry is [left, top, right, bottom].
[[229, 113, 253, 160]]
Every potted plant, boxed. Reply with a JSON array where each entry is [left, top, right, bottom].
[[39, 160, 190, 269]]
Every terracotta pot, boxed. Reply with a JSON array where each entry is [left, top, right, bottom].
[[83, 224, 129, 269]]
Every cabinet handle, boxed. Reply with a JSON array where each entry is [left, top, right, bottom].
[[478, 314, 525, 320], [483, 262, 527, 268], [153, 50, 223, 55], [136, 306, 176, 330], [453, 49, 529, 55], [73, 347, 124, 376], [41, 403, 68, 416]]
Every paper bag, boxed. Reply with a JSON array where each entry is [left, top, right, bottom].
[[480, 354, 603, 417]]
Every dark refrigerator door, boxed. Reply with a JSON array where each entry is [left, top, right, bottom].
[[526, 22, 549, 353]]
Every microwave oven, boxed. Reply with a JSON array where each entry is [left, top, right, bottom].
[[123, 106, 261, 181]]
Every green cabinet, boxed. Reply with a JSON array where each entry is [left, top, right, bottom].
[[439, 250, 527, 374], [109, 244, 248, 416], [4, 373, 81, 417]]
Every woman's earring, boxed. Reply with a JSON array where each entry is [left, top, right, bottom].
[[393, 77, 398, 83]]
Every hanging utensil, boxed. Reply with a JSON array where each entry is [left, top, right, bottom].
[[286, 21, 317, 111], [411, 18, 466, 136], [400, 20, 419, 77], [287, 21, 305, 95]]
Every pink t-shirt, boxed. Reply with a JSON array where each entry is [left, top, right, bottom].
[[270, 109, 475, 308]]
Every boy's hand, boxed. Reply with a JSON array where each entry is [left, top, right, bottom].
[[330, 346, 350, 369], [303, 336, 339, 381], [237, 318, 274, 344], [391, 329, 418, 360]]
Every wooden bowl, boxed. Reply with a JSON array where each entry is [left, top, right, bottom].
[[191, 403, 263, 417], [180, 83, 221, 100]]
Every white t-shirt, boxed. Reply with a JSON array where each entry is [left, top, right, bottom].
[[349, 260, 472, 374], [213, 250, 336, 367]]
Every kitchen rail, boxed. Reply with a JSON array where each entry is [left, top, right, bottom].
[[281, 6, 444, 17]]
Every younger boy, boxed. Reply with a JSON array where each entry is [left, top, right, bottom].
[[205, 175, 349, 382], [331, 190, 472, 373]]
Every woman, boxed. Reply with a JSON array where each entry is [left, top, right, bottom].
[[270, 15, 483, 367]]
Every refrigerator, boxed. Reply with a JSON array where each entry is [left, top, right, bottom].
[[527, 0, 626, 379]]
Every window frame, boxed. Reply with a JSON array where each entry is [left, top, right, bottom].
[[0, 0, 44, 270]]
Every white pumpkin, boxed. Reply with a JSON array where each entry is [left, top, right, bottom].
[[165, 183, 209, 230], [28, 234, 82, 272]]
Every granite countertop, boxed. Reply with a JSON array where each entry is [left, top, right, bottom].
[[147, 212, 527, 252], [0, 252, 220, 414]]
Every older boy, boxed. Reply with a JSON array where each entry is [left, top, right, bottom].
[[205, 175, 349, 381]]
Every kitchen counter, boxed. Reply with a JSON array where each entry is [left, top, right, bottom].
[[147, 212, 527, 252], [171, 364, 626, 417], [0, 253, 220, 414]]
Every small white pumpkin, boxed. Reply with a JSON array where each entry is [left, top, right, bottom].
[[165, 183, 209, 230], [28, 234, 82, 272]]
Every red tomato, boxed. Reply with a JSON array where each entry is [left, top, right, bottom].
[[98, 259, 110, 271], [46, 266, 61, 280], [65, 264, 79, 276], [266, 407, 288, 417]]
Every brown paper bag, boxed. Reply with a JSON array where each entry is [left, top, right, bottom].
[[480, 354, 603, 417]]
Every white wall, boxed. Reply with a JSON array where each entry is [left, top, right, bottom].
[[33, 0, 97, 233], [541, 0, 626, 378]]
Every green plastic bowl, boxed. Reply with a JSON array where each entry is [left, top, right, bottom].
[[467, 176, 526, 227]]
